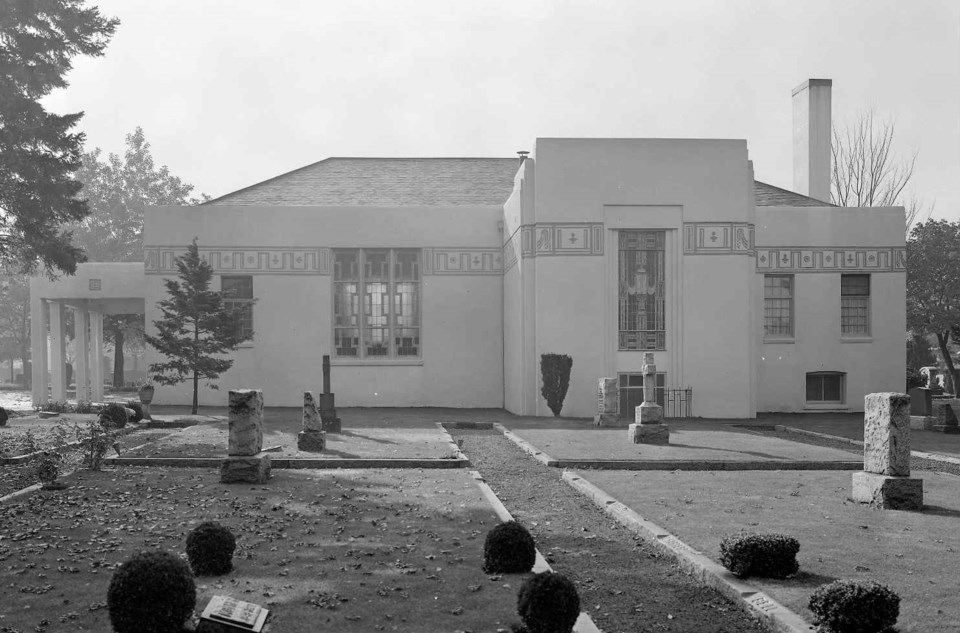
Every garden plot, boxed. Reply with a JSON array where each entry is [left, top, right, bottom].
[[0, 467, 530, 633], [121, 421, 457, 460], [578, 468, 960, 633]]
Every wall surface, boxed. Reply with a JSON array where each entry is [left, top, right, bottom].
[[143, 205, 504, 408], [755, 206, 906, 412]]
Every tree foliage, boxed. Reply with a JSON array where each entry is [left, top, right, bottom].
[[906, 219, 960, 391], [831, 111, 932, 233], [144, 239, 254, 414], [0, 0, 118, 275]]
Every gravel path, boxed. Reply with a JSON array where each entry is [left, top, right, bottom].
[[451, 429, 771, 633]]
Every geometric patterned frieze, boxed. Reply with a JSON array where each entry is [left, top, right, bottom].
[[755, 247, 907, 273], [421, 248, 503, 275], [519, 223, 604, 258], [683, 222, 755, 255], [144, 245, 330, 275]]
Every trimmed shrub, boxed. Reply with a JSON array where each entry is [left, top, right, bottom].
[[719, 532, 800, 578], [808, 579, 900, 633], [186, 522, 237, 576], [516, 571, 580, 633], [99, 402, 129, 429], [107, 550, 196, 633], [125, 401, 145, 423], [540, 353, 573, 417], [483, 520, 536, 574], [0, 406, 7, 427]]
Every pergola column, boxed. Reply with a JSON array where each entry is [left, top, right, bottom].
[[48, 300, 67, 402], [30, 298, 49, 406], [90, 310, 104, 402], [73, 306, 90, 402]]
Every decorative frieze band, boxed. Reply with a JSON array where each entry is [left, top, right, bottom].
[[144, 246, 329, 275], [683, 222, 755, 255], [519, 223, 604, 258], [421, 248, 503, 275], [755, 247, 907, 273]]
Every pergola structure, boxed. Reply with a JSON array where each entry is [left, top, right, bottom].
[[29, 263, 145, 405]]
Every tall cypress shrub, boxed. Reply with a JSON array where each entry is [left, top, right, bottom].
[[540, 354, 573, 417]]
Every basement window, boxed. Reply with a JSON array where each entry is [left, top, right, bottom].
[[806, 372, 845, 404]]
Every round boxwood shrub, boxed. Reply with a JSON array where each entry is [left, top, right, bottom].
[[186, 522, 237, 576], [808, 579, 900, 633], [719, 532, 800, 578], [125, 401, 144, 423], [0, 406, 8, 426], [100, 402, 129, 429], [107, 550, 196, 633], [483, 520, 536, 574], [516, 571, 580, 633]]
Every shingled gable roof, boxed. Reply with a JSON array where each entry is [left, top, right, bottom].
[[205, 157, 521, 206], [204, 156, 833, 208]]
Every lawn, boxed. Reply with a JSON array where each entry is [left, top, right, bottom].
[[579, 468, 960, 633], [0, 467, 529, 633]]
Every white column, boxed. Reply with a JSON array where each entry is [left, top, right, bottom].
[[30, 295, 49, 406], [90, 311, 104, 401], [73, 307, 90, 402], [49, 300, 67, 402]]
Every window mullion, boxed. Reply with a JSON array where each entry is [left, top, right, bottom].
[[388, 248, 396, 358], [359, 249, 365, 360]]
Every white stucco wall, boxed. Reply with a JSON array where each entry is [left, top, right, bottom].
[[143, 205, 504, 408]]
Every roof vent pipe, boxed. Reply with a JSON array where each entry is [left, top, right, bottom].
[[517, 150, 529, 164]]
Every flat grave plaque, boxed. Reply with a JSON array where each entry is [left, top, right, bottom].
[[200, 596, 269, 632]]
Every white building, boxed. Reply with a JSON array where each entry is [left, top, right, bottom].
[[31, 79, 906, 418]]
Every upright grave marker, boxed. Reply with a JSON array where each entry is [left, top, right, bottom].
[[298, 391, 326, 451], [220, 389, 271, 484], [851, 393, 923, 511], [628, 353, 670, 444], [318, 354, 341, 433], [594, 377, 619, 427]]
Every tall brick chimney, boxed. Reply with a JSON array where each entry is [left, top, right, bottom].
[[792, 78, 832, 203]]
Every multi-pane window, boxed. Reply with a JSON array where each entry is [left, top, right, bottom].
[[334, 249, 420, 358], [806, 372, 845, 403], [221, 276, 254, 341], [618, 231, 666, 350], [763, 275, 794, 338], [841, 274, 870, 336]]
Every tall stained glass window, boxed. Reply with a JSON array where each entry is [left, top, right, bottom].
[[618, 231, 666, 351], [334, 249, 420, 358]]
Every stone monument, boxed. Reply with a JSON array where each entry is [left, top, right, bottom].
[[628, 353, 669, 444], [318, 355, 341, 433], [220, 389, 271, 484], [594, 377, 619, 426], [297, 391, 326, 451], [851, 393, 923, 511]]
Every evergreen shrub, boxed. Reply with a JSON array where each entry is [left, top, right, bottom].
[[516, 571, 580, 633], [719, 532, 800, 578], [808, 579, 900, 633], [186, 522, 237, 576], [0, 406, 7, 426], [483, 520, 536, 574], [107, 550, 196, 633], [540, 353, 573, 417], [100, 402, 129, 428]]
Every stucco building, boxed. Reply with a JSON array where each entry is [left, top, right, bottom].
[[31, 79, 906, 418]]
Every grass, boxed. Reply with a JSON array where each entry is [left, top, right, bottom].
[[580, 468, 960, 633], [0, 466, 529, 633]]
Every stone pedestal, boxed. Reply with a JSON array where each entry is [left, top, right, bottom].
[[228, 390, 264, 456], [851, 471, 923, 511], [908, 387, 932, 416], [931, 399, 960, 433], [594, 377, 619, 427], [297, 431, 326, 451], [220, 454, 271, 484], [318, 392, 341, 433], [628, 422, 670, 445], [853, 392, 923, 511], [629, 353, 669, 445]]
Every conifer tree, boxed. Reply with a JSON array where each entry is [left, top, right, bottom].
[[144, 239, 255, 414], [0, 0, 118, 275]]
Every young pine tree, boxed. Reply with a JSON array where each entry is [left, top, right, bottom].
[[144, 239, 255, 414]]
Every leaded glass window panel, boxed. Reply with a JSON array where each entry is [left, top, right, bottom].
[[618, 231, 666, 351], [841, 274, 870, 336], [221, 275, 254, 341], [763, 275, 794, 338]]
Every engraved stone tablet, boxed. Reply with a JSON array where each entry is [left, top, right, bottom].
[[200, 595, 269, 632], [863, 392, 911, 476]]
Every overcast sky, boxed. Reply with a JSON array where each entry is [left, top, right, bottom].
[[44, 0, 960, 220]]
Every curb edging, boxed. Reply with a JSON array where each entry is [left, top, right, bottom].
[[563, 470, 814, 633], [775, 425, 960, 467]]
